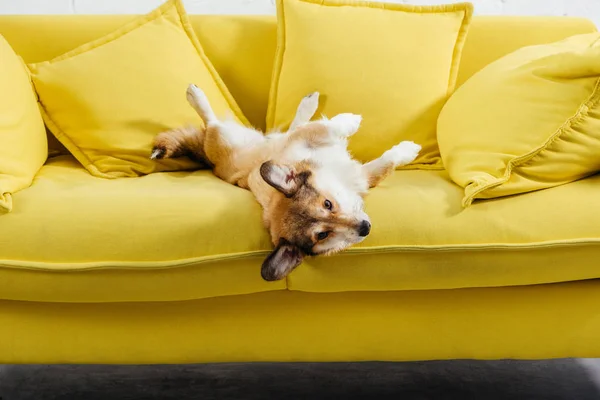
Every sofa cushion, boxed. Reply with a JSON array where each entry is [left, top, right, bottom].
[[28, 0, 248, 179], [1, 15, 595, 157], [287, 169, 600, 293], [0, 35, 47, 213], [2, 156, 600, 302], [0, 156, 282, 302], [439, 33, 600, 207], [267, 0, 473, 167]]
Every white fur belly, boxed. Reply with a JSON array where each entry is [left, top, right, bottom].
[[282, 141, 350, 165], [219, 120, 265, 149]]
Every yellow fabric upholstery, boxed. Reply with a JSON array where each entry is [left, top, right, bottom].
[[288, 169, 600, 293], [0, 15, 276, 150], [1, 14, 600, 363], [0, 15, 593, 154], [3, 156, 600, 302], [0, 36, 47, 213], [0, 156, 279, 302], [439, 33, 600, 206], [28, 0, 248, 178], [3, 282, 600, 364], [457, 16, 598, 87], [267, 0, 473, 167]]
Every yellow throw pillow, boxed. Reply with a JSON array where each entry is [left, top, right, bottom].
[[438, 33, 600, 207], [28, 0, 248, 178], [267, 0, 473, 167], [0, 36, 47, 213]]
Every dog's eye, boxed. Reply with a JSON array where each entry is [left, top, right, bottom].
[[317, 231, 329, 241], [324, 200, 332, 210]]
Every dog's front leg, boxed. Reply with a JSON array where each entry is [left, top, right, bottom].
[[362, 141, 421, 188], [289, 92, 320, 131]]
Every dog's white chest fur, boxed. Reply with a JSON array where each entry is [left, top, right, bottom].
[[270, 135, 369, 193]]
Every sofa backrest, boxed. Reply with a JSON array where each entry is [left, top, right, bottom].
[[0, 14, 596, 132]]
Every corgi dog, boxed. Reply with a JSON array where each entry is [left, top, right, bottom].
[[151, 84, 421, 281]]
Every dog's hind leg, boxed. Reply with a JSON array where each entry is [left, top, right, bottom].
[[187, 84, 251, 182], [150, 126, 208, 163], [362, 141, 421, 188], [150, 84, 216, 162], [187, 82, 263, 149], [186, 84, 218, 125], [289, 92, 320, 131]]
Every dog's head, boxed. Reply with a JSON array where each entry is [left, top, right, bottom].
[[259, 160, 370, 281]]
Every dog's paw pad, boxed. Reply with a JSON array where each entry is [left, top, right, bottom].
[[384, 141, 421, 166]]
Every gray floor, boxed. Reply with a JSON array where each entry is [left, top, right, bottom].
[[2, 359, 600, 399]]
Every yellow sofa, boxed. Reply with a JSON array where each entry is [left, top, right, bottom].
[[1, 14, 599, 364]]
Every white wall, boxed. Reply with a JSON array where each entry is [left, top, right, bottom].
[[0, 0, 598, 27]]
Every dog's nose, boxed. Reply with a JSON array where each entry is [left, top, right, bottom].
[[358, 220, 371, 237]]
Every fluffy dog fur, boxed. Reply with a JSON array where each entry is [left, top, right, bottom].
[[151, 85, 421, 281]]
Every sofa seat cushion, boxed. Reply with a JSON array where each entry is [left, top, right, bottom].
[[0, 156, 283, 302], [2, 156, 600, 303], [288, 169, 600, 293]]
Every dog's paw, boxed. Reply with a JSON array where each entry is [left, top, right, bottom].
[[186, 84, 204, 108], [299, 91, 319, 112], [291, 92, 320, 129], [327, 113, 362, 138], [150, 144, 166, 160], [383, 141, 421, 166], [150, 131, 179, 160]]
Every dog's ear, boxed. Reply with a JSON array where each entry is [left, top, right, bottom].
[[261, 239, 304, 281], [260, 161, 310, 198]]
